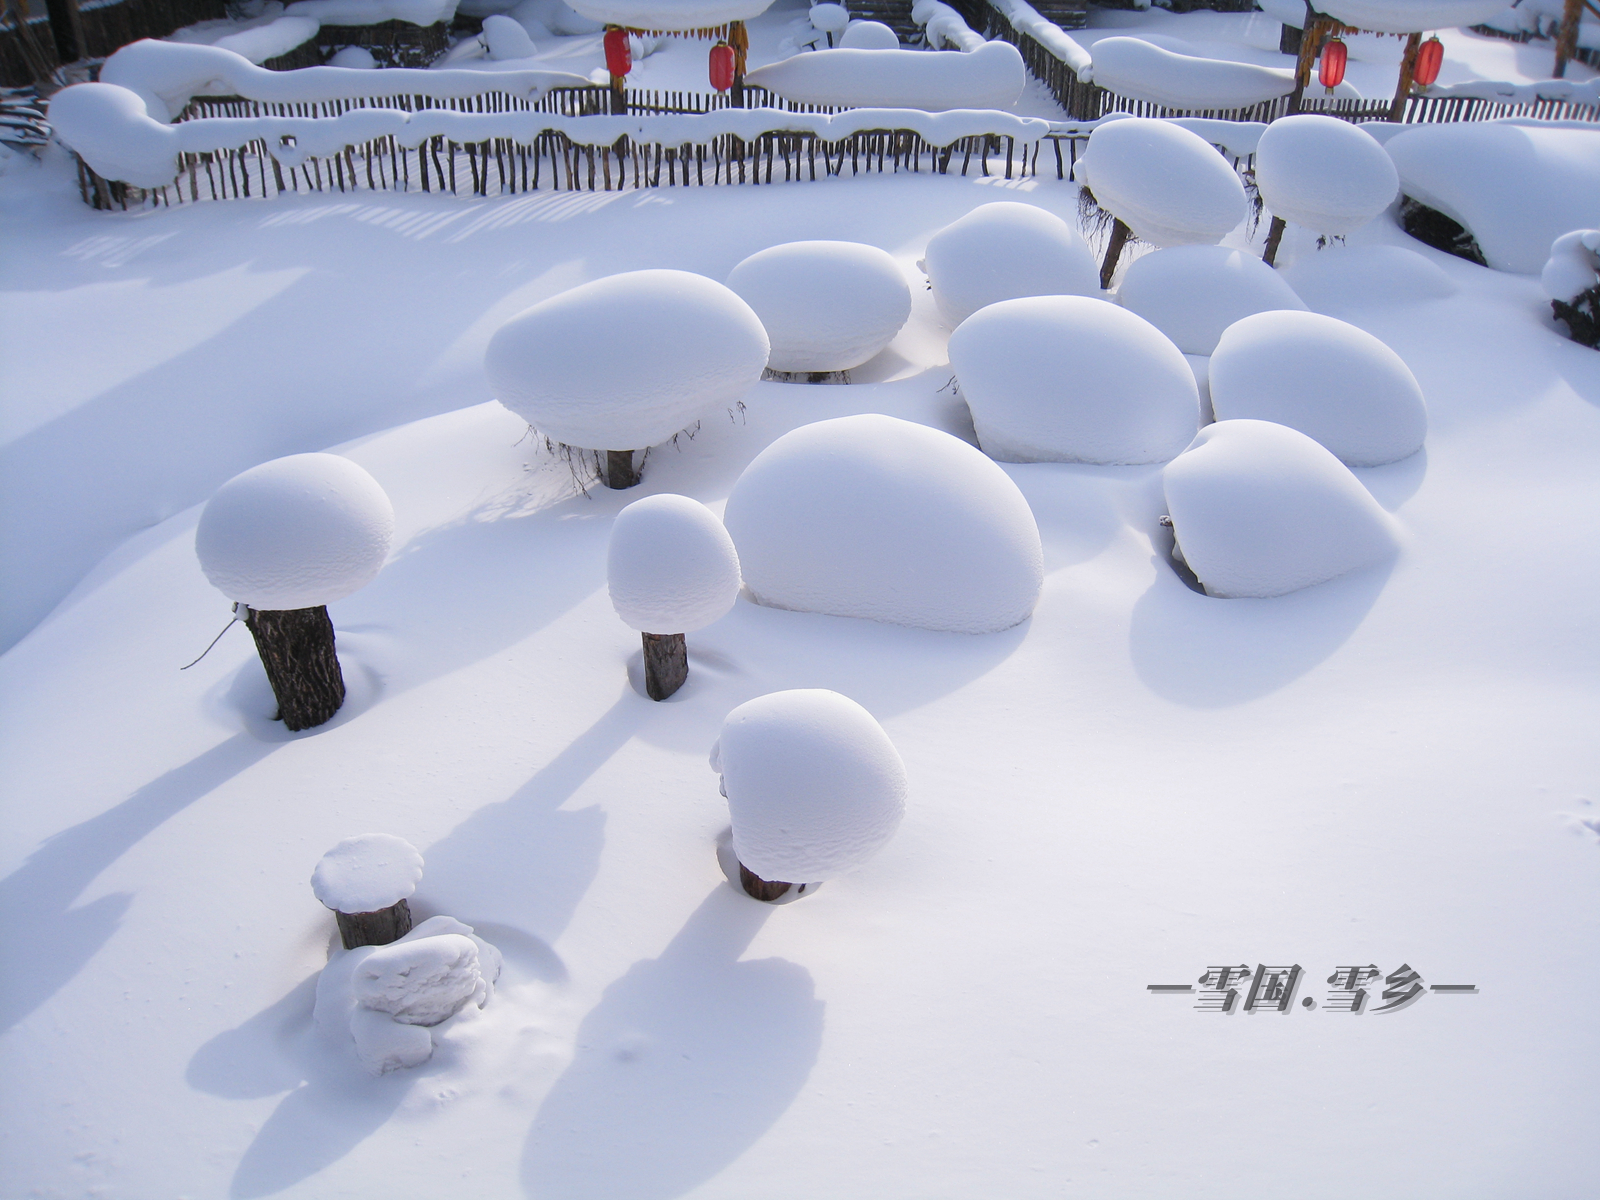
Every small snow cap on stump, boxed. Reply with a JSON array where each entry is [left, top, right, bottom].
[[714, 689, 907, 899], [1254, 115, 1399, 240], [608, 494, 741, 634], [1117, 245, 1308, 356], [923, 201, 1101, 326], [312, 834, 424, 949], [1073, 118, 1247, 248], [809, 3, 850, 34]]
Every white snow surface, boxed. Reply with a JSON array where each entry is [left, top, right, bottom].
[[482, 13, 539, 58], [353, 933, 484, 1024], [716, 689, 907, 881], [213, 16, 321, 63], [726, 241, 912, 372], [744, 40, 1026, 111], [1255, 114, 1399, 238], [1384, 120, 1600, 274], [1074, 117, 1248, 248], [1164, 419, 1402, 597], [283, 0, 458, 23], [1117, 245, 1309, 356], [1089, 36, 1295, 110], [565, 0, 774, 28], [1541, 229, 1600, 305], [840, 19, 898, 48], [1209, 311, 1428, 467], [484, 269, 769, 451], [310, 833, 425, 913], [723, 414, 1043, 633], [949, 295, 1201, 464], [1316, 0, 1510, 34], [922, 200, 1101, 326], [1282, 244, 1459, 311], [607, 494, 742, 634], [194, 452, 395, 611]]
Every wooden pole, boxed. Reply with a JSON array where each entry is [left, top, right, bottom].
[[1099, 218, 1131, 290], [609, 74, 626, 114], [738, 862, 792, 902], [243, 605, 346, 731], [42, 0, 82, 66], [1389, 32, 1422, 122], [604, 449, 640, 489], [1554, 0, 1583, 77], [641, 631, 687, 700], [1286, 5, 1330, 115], [730, 20, 747, 107], [334, 898, 413, 949], [1262, 215, 1288, 266]]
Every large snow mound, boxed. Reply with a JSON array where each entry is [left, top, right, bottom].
[[1089, 37, 1296, 111], [1317, 0, 1510, 34], [948, 295, 1200, 464], [1163, 419, 1401, 598], [922, 201, 1101, 327], [744, 41, 1025, 111], [1281, 245, 1458, 311], [607, 493, 741, 634], [726, 241, 911, 372], [1541, 229, 1600, 305], [722, 414, 1043, 634], [1384, 121, 1600, 274], [714, 689, 907, 882], [485, 270, 769, 451], [1209, 312, 1427, 466], [1117, 245, 1308, 356], [1074, 118, 1248, 248], [311, 834, 424, 914], [1255, 115, 1398, 238], [194, 452, 395, 611], [564, 0, 775, 29]]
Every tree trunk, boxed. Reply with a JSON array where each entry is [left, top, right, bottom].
[[1554, 0, 1583, 77], [1388, 31, 1422, 122], [738, 862, 792, 902], [244, 605, 346, 731], [1261, 215, 1288, 266], [335, 898, 413, 950], [44, 0, 83, 64], [604, 449, 640, 489], [642, 631, 687, 700], [1099, 218, 1131, 290], [731, 20, 748, 106]]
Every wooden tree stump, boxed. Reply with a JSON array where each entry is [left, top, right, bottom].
[[1099, 218, 1131, 290], [334, 897, 414, 950], [604, 449, 641, 489], [642, 631, 687, 700], [738, 862, 792, 902], [244, 605, 346, 731]]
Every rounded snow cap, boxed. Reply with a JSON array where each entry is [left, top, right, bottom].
[[1074, 118, 1247, 248], [722, 414, 1044, 634], [1117, 244, 1308, 356], [840, 19, 898, 47], [1209, 310, 1427, 466], [717, 689, 907, 882], [726, 241, 912, 373], [485, 269, 769, 451], [311, 834, 424, 914], [923, 201, 1101, 326], [608, 493, 742, 634], [1162, 419, 1400, 598], [809, 3, 850, 33], [948, 295, 1199, 464], [195, 453, 395, 611], [1254, 114, 1398, 238]]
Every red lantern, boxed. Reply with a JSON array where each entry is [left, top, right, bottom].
[[1318, 36, 1347, 93], [604, 27, 631, 78], [1412, 35, 1444, 87], [709, 41, 735, 92]]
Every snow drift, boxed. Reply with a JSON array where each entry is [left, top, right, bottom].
[[1073, 118, 1248, 248], [1255, 114, 1399, 238], [608, 494, 742, 634], [1117, 245, 1308, 356], [1089, 37, 1296, 111], [922, 201, 1101, 326], [1281, 245, 1458, 312], [744, 41, 1025, 111]]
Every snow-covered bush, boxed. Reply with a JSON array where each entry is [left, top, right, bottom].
[[1162, 419, 1401, 598], [1117, 245, 1308, 356], [1542, 229, 1600, 349], [947, 295, 1200, 464], [1073, 118, 1248, 248], [712, 688, 907, 898], [744, 39, 1025, 110], [922, 201, 1101, 327], [1254, 114, 1398, 239], [1209, 311, 1427, 466], [722, 414, 1043, 634], [840, 19, 898, 48], [311, 833, 424, 945], [726, 241, 912, 373], [482, 13, 538, 59]]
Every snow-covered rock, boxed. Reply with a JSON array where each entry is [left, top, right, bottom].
[[483, 13, 538, 58], [726, 241, 912, 372], [922, 201, 1100, 327], [1281, 245, 1457, 311], [1208, 311, 1427, 467], [485, 270, 768, 451], [1117, 245, 1308, 356], [354, 934, 484, 1026], [1089, 37, 1296, 111], [311, 834, 424, 914], [327, 45, 379, 68], [1384, 121, 1600, 274], [194, 453, 395, 611], [1074, 118, 1248, 248], [608, 494, 741, 634], [1255, 115, 1398, 239], [349, 1008, 434, 1074], [948, 295, 1200, 464], [565, 0, 774, 28], [840, 19, 898, 48], [744, 40, 1025, 111], [1162, 419, 1401, 598], [714, 689, 907, 883], [722, 414, 1043, 634], [1541, 229, 1600, 306], [1316, 0, 1509, 35]]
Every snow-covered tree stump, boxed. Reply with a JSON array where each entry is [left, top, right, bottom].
[[335, 899, 414, 950], [312, 835, 425, 951], [1099, 218, 1131, 290], [738, 861, 793, 902], [641, 631, 688, 700], [244, 606, 346, 732]]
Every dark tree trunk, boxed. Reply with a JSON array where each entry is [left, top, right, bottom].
[[1099, 218, 1131, 290], [1389, 31, 1422, 121], [335, 898, 413, 950], [642, 631, 687, 700], [604, 449, 640, 489], [738, 862, 792, 902], [244, 605, 346, 731], [44, 0, 84, 63], [1261, 215, 1288, 266]]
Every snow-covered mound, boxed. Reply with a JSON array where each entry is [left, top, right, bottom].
[[608, 494, 741, 634], [1117, 245, 1308, 356], [840, 19, 899, 48], [485, 270, 768, 451], [1074, 118, 1248, 248], [1281, 245, 1458, 312], [482, 13, 538, 58], [1384, 122, 1600, 274], [744, 40, 1025, 111], [194, 453, 394, 611], [1255, 114, 1399, 238], [564, 0, 774, 28], [1209, 312, 1427, 466], [1089, 37, 1296, 111], [311, 834, 424, 915], [722, 414, 1043, 633], [354, 934, 484, 1025], [1163, 419, 1401, 598], [948, 295, 1200, 464], [1542, 229, 1600, 305], [713, 689, 907, 883], [922, 201, 1101, 326], [1317, 0, 1510, 34], [726, 241, 912, 372], [327, 45, 378, 67]]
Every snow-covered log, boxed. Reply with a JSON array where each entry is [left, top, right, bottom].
[[1117, 245, 1308, 356], [912, 0, 986, 52], [1255, 115, 1398, 239], [987, 0, 1093, 77], [311, 834, 424, 949], [922, 201, 1100, 326], [744, 40, 1025, 111], [1089, 37, 1296, 111]]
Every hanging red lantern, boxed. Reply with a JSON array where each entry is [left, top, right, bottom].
[[1412, 35, 1444, 87], [604, 27, 631, 78], [709, 40, 735, 92], [1318, 36, 1347, 93]]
